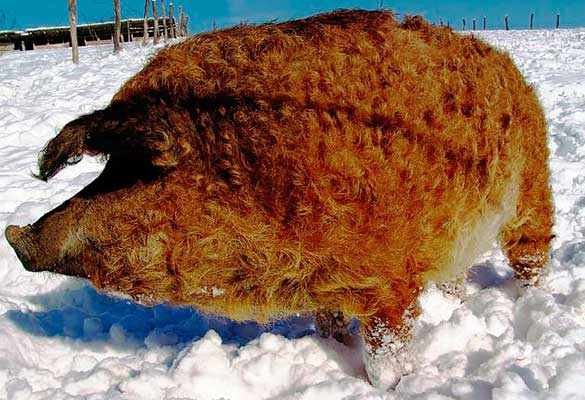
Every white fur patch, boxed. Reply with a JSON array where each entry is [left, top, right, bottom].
[[59, 226, 86, 259], [439, 168, 521, 282]]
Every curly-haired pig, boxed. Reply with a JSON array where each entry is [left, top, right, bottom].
[[5, 10, 554, 389]]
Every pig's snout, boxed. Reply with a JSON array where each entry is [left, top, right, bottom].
[[5, 225, 37, 271]]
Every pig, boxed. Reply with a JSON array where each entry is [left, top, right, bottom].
[[5, 10, 554, 389]]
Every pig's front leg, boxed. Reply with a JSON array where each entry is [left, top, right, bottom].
[[314, 310, 352, 344], [361, 297, 420, 390]]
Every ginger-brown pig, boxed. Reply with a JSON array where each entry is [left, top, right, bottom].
[[5, 10, 554, 388]]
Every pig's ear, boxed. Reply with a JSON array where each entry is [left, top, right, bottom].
[[36, 103, 192, 181], [83, 101, 193, 170], [35, 113, 101, 181]]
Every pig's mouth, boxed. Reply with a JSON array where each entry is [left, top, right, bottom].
[[5, 225, 37, 272]]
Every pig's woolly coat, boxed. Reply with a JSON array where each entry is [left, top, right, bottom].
[[37, 10, 553, 324]]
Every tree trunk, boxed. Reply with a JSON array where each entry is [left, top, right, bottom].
[[142, 0, 149, 46], [161, 0, 168, 41], [113, 0, 122, 53], [68, 0, 79, 64], [152, 0, 160, 45]]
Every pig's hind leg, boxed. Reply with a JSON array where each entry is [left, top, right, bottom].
[[437, 274, 466, 301], [499, 135, 554, 288]]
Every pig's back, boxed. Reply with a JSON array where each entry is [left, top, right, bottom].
[[113, 10, 543, 247]]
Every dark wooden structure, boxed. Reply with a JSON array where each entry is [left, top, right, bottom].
[[0, 18, 177, 51]]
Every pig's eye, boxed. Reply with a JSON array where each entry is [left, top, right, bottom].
[[67, 154, 83, 165], [151, 130, 173, 151]]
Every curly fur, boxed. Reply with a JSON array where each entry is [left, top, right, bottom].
[[10, 11, 553, 328]]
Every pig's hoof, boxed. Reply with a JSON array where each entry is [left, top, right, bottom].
[[437, 275, 466, 301], [364, 349, 412, 391], [514, 262, 545, 291]]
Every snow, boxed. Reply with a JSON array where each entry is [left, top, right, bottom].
[[1, 28, 585, 399]]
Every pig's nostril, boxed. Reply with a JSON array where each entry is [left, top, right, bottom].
[[5, 225, 24, 246]]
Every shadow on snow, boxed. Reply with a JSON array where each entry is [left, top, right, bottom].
[[6, 261, 514, 351], [6, 281, 316, 349]]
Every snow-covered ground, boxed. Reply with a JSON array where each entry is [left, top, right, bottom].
[[0, 28, 585, 399]]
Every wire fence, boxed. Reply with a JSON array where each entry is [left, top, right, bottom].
[[446, 13, 563, 31], [375, 1, 570, 31]]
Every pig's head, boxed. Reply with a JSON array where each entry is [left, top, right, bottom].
[[4, 97, 212, 304], [5, 94, 288, 315]]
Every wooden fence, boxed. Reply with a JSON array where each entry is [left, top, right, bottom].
[[1, 11, 571, 53], [0, 17, 177, 51]]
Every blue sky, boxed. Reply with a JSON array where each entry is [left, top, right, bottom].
[[1, 1, 584, 32]]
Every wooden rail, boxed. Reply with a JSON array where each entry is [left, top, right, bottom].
[[0, 17, 177, 51]]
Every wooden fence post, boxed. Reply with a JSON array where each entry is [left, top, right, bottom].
[[178, 6, 184, 37], [161, 0, 168, 41], [483, 16, 486, 30], [472, 18, 476, 31], [556, 13, 560, 29], [462, 18, 466, 30], [184, 15, 189, 36], [127, 19, 132, 41], [505, 15, 509, 31], [152, 0, 160, 45], [530, 12, 534, 29], [24, 38, 34, 51], [113, 0, 122, 53], [142, 0, 149, 45], [68, 0, 79, 64], [169, 3, 176, 39]]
